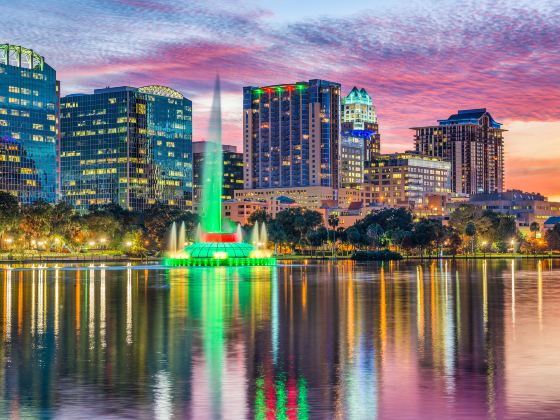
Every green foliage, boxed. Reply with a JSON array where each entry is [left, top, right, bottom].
[[545, 224, 560, 250], [351, 250, 403, 261], [354, 208, 413, 233], [248, 209, 270, 226], [0, 192, 19, 249], [142, 202, 183, 249], [306, 226, 328, 247], [273, 208, 323, 246]]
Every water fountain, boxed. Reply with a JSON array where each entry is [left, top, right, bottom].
[[164, 77, 275, 267]]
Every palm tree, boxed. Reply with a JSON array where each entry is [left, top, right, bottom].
[[327, 214, 339, 257], [530, 222, 540, 238], [465, 221, 477, 255]]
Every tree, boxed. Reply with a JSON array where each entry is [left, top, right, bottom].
[[366, 224, 384, 249], [267, 220, 288, 254], [545, 224, 560, 251], [355, 208, 413, 234], [530, 222, 540, 237], [142, 202, 182, 250], [346, 227, 363, 249], [306, 226, 328, 249], [445, 227, 462, 256], [274, 208, 323, 251], [327, 215, 340, 256], [465, 221, 477, 254], [0, 192, 19, 250], [390, 229, 411, 252], [248, 209, 270, 226], [20, 200, 53, 247], [413, 219, 446, 256]]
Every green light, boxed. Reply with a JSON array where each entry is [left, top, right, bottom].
[[254, 88, 263, 95], [276, 86, 283, 93], [255, 376, 266, 420], [163, 257, 276, 267], [296, 84, 305, 91], [297, 377, 309, 420], [200, 78, 223, 233]]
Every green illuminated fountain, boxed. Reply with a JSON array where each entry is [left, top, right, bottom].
[[164, 77, 275, 267]]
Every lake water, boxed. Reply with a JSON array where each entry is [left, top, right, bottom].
[[0, 259, 559, 419]]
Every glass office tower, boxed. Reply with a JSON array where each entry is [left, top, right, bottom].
[[0, 44, 59, 203], [60, 85, 192, 212], [243, 80, 341, 189]]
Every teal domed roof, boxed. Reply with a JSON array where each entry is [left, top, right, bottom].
[[185, 242, 255, 258]]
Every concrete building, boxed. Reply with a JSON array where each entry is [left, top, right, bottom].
[[234, 186, 336, 211], [361, 152, 451, 209], [223, 196, 299, 225], [413, 108, 505, 195], [469, 190, 560, 230]]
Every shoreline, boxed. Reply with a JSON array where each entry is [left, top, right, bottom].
[[0, 253, 558, 264]]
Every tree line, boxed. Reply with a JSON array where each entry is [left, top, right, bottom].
[[0, 192, 197, 256], [247, 205, 560, 256], [1, 190, 559, 257]]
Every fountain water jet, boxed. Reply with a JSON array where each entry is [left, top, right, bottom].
[[260, 222, 268, 248], [163, 77, 275, 267], [168, 222, 177, 255], [178, 221, 186, 251]]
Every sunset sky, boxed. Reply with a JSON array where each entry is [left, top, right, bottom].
[[3, 0, 558, 199]]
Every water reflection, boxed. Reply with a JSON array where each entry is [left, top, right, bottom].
[[0, 260, 559, 418]]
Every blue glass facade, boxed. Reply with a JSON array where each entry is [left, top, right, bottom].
[[60, 85, 192, 212], [0, 44, 58, 203], [243, 80, 340, 189]]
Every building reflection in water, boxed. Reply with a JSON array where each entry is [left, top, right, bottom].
[[0, 259, 559, 418]]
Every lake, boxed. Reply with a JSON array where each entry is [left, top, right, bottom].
[[0, 259, 559, 419]]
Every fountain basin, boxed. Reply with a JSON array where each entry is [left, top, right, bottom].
[[163, 241, 276, 267]]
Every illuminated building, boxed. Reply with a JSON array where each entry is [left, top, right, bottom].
[[469, 190, 560, 230], [340, 135, 363, 188], [234, 186, 336, 210], [60, 85, 192, 211], [361, 152, 451, 209], [223, 196, 299, 225], [413, 108, 505, 195], [192, 141, 243, 209], [341, 87, 380, 162], [0, 44, 59, 203], [243, 80, 341, 189]]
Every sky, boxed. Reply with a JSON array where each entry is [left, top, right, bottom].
[[1, 0, 558, 199]]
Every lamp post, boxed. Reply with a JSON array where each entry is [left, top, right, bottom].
[[510, 239, 516, 256], [482, 241, 488, 258]]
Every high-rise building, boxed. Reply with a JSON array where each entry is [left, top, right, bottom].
[[341, 87, 380, 161], [192, 141, 243, 205], [0, 44, 59, 203], [413, 108, 505, 195], [243, 79, 341, 189], [60, 85, 192, 212]]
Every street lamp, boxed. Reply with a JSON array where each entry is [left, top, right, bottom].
[[510, 238, 516, 256], [125, 241, 132, 247], [482, 241, 488, 258]]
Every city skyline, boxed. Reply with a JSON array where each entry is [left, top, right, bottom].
[[1, 0, 558, 200]]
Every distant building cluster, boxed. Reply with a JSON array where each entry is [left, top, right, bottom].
[[1, 43, 559, 233]]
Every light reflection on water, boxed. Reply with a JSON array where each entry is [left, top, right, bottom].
[[0, 259, 559, 419]]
